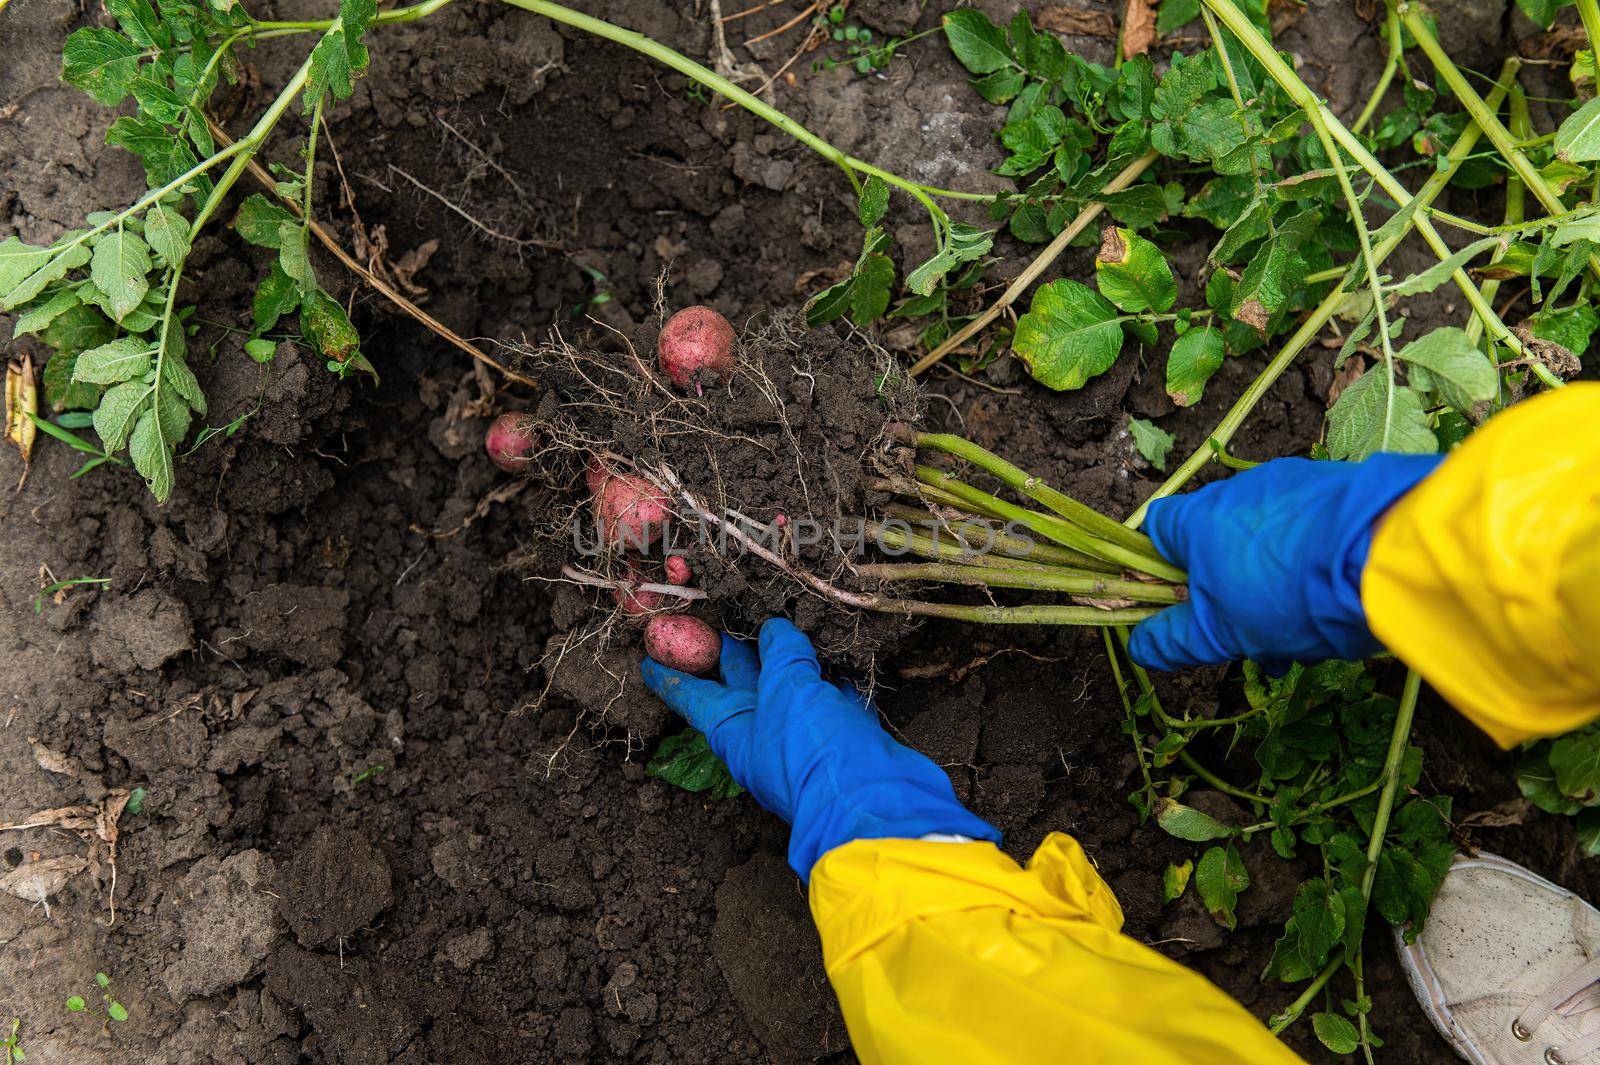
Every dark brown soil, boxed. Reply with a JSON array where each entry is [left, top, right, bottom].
[[0, 2, 1590, 1063]]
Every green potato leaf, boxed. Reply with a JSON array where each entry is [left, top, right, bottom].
[[1129, 416, 1176, 471], [1154, 798, 1233, 841], [1094, 226, 1176, 313], [1312, 1013, 1359, 1055], [857, 176, 889, 228], [1195, 843, 1249, 930], [1395, 327, 1497, 413], [0, 237, 92, 311], [1012, 278, 1122, 391], [61, 27, 144, 106], [89, 228, 153, 322], [72, 336, 155, 385], [941, 9, 1013, 75], [1555, 94, 1600, 162], [1166, 325, 1225, 406], [233, 195, 298, 248], [646, 728, 744, 799], [1326, 367, 1437, 461]]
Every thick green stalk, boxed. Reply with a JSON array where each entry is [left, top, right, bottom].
[[916, 432, 1165, 562], [870, 599, 1159, 625], [880, 504, 1117, 570], [1582, 0, 1600, 56], [857, 562, 1188, 603], [870, 516, 1112, 572], [918, 466, 1187, 582]]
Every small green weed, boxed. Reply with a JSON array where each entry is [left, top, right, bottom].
[[33, 576, 110, 615], [2, 1018, 23, 1065], [66, 973, 129, 1026]]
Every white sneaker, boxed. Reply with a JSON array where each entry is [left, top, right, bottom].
[[1398, 851, 1600, 1065]]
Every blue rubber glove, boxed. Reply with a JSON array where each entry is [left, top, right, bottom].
[[1128, 454, 1444, 674], [641, 618, 999, 880]]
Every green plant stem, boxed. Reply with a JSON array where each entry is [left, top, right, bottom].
[[1305, 103, 1401, 447], [1467, 89, 1526, 352], [871, 513, 1114, 571], [249, 0, 457, 34], [1578, 0, 1600, 67], [302, 95, 324, 223], [1352, 3, 1403, 133], [915, 432, 1167, 563], [1401, 8, 1600, 285], [1127, 48, 1518, 525], [870, 599, 1160, 625], [1105, 628, 1155, 794], [154, 38, 322, 409], [856, 561, 1188, 603], [917, 465, 1187, 581], [1270, 950, 1343, 1033], [1359, 669, 1422, 898]]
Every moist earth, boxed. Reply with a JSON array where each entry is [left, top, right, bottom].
[[0, 1, 1588, 1063]]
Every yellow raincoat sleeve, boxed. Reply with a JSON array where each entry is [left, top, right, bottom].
[[809, 833, 1305, 1065], [1362, 382, 1600, 747]]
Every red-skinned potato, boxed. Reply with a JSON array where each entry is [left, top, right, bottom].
[[658, 306, 735, 392], [664, 556, 692, 586], [485, 413, 535, 472], [594, 470, 670, 549], [644, 615, 721, 674], [613, 562, 665, 616]]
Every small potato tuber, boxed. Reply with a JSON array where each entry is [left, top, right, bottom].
[[664, 556, 693, 585], [613, 562, 665, 616], [657, 306, 735, 392], [485, 413, 536, 472], [594, 470, 671, 549], [644, 615, 721, 674]]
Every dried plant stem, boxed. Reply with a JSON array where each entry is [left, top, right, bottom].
[[207, 121, 538, 389], [909, 149, 1161, 375]]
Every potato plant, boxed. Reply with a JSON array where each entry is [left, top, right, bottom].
[[8, 0, 1600, 1056]]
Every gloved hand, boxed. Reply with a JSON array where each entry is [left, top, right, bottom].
[[641, 617, 999, 880], [1128, 453, 1445, 674]]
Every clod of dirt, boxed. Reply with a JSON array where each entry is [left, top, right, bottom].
[[274, 826, 394, 949], [90, 589, 194, 672], [240, 584, 350, 668], [712, 854, 846, 1063], [161, 850, 282, 1002]]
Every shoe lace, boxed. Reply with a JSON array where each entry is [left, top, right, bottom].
[[1516, 956, 1600, 1062]]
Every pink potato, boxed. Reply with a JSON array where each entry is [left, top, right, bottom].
[[664, 556, 693, 585], [613, 562, 665, 616], [485, 413, 536, 472], [644, 615, 721, 674], [593, 470, 670, 549], [657, 306, 736, 392]]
